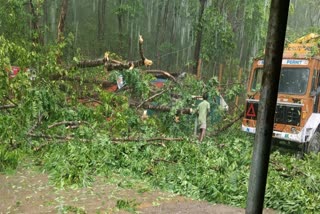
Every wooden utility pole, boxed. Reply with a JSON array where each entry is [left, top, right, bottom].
[[246, 0, 290, 213]]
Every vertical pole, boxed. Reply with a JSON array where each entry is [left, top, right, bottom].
[[218, 64, 223, 91], [246, 1, 290, 214], [235, 68, 243, 106], [194, 117, 198, 138]]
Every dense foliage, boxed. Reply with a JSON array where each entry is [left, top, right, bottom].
[[28, 127, 320, 213], [1, 52, 319, 213], [1, 0, 320, 213]]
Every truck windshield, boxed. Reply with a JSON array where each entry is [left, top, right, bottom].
[[251, 68, 310, 95]]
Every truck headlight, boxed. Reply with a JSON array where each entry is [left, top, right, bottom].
[[291, 127, 298, 134]]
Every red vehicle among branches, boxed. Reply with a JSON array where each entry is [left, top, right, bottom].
[[6, 66, 36, 80]]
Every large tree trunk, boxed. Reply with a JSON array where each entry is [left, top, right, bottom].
[[29, 0, 43, 45], [117, 0, 124, 55], [155, 0, 170, 68], [98, 0, 107, 54], [43, 0, 49, 44], [57, 0, 68, 64], [193, 0, 207, 75], [57, 0, 68, 43]]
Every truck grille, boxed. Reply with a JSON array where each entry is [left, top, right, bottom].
[[275, 105, 301, 126], [245, 102, 301, 126]]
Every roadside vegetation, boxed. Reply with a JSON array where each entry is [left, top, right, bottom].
[[1, 37, 320, 214], [1, 1, 320, 213]]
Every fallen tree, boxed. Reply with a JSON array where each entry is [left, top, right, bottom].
[[51, 69, 178, 90], [75, 35, 153, 72], [25, 34, 236, 147]]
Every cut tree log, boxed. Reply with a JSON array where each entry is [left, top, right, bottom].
[[75, 35, 153, 71], [136, 89, 168, 109]]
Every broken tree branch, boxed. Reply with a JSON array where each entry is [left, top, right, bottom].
[[28, 133, 75, 140], [137, 89, 168, 109], [139, 35, 153, 67], [130, 101, 193, 115], [31, 134, 89, 152], [139, 35, 145, 61], [75, 57, 144, 70], [48, 120, 89, 129], [75, 35, 152, 70], [0, 104, 16, 110], [27, 114, 44, 135], [29, 133, 91, 151], [145, 70, 178, 83], [209, 111, 244, 136], [32, 135, 184, 152], [51, 74, 115, 89], [76, 58, 106, 68]]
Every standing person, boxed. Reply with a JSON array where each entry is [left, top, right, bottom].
[[197, 92, 210, 142]]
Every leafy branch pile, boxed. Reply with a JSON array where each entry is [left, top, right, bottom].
[[38, 128, 320, 213], [1, 34, 319, 214]]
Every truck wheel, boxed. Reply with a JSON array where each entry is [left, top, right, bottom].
[[307, 131, 320, 153]]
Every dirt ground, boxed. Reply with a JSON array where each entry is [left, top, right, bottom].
[[1, 168, 277, 214]]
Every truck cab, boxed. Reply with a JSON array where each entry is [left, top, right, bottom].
[[242, 33, 320, 153]]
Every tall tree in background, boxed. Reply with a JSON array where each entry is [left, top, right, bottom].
[[113, 0, 142, 58], [29, 0, 43, 45], [287, 0, 320, 36], [57, 0, 68, 43], [154, 0, 169, 67], [193, 0, 207, 76], [0, 0, 30, 43], [0, 0, 271, 76], [57, 0, 69, 64], [98, 0, 107, 54], [116, 0, 124, 55]]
